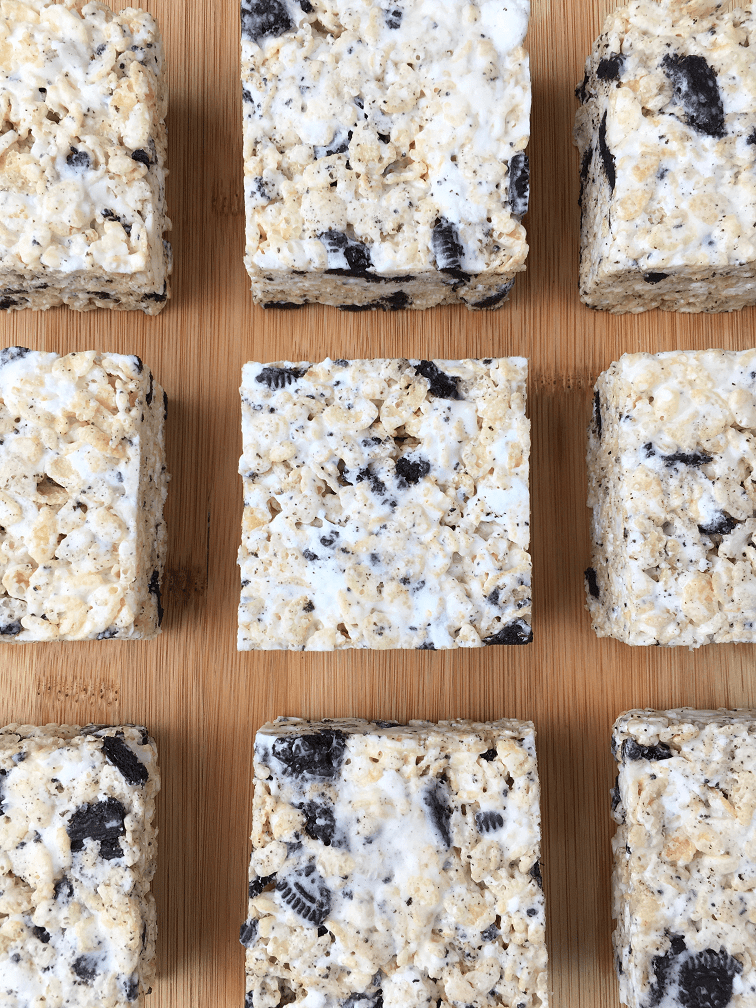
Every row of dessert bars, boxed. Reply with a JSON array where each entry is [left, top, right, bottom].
[[4, 0, 756, 314], [2, 709, 751, 1008], [0, 346, 754, 649]]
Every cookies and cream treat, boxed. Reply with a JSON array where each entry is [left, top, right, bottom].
[[0, 1, 170, 315], [238, 357, 531, 650], [0, 722, 159, 1007], [586, 349, 756, 647], [611, 708, 756, 1008], [241, 0, 530, 310], [0, 347, 168, 641], [243, 717, 548, 1008], [575, 0, 756, 314]]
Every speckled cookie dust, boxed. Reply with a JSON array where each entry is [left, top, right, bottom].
[[238, 358, 531, 651], [243, 718, 548, 1008], [241, 0, 530, 309], [0, 0, 170, 314], [575, 0, 756, 313]]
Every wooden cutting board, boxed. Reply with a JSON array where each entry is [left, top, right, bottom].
[[1, 0, 754, 1004]]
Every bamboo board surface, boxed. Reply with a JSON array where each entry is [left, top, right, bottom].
[[1, 0, 755, 1004]]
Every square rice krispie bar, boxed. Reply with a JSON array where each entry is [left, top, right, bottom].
[[575, 0, 756, 313], [241, 0, 530, 310], [586, 349, 756, 647], [611, 708, 756, 1008], [0, 347, 168, 641], [243, 717, 548, 1008], [0, 722, 160, 1007], [0, 1, 170, 314], [238, 357, 531, 650]]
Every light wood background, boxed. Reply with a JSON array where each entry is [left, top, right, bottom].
[[1, 0, 754, 1004]]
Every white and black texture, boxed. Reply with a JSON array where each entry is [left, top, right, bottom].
[[0, 348, 168, 641], [243, 717, 548, 1008], [611, 708, 756, 1008], [241, 0, 530, 310], [0, 1, 171, 315], [575, 0, 756, 313], [238, 358, 531, 650], [586, 349, 756, 647], [0, 723, 160, 1008]]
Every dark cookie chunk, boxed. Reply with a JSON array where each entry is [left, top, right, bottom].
[[643, 273, 669, 284], [384, 7, 402, 27], [342, 993, 383, 1008], [241, 0, 294, 41], [621, 739, 674, 762], [66, 147, 91, 170], [255, 366, 309, 389], [0, 298, 19, 310], [662, 53, 725, 139], [585, 567, 600, 599], [131, 148, 152, 166], [320, 230, 378, 279], [508, 152, 529, 218], [431, 217, 470, 282], [240, 919, 259, 947], [413, 360, 462, 400], [610, 775, 621, 814], [122, 975, 140, 1001], [96, 627, 119, 639], [480, 923, 499, 941], [54, 876, 74, 902], [529, 860, 543, 888], [101, 735, 149, 786], [67, 798, 127, 860], [395, 457, 430, 485], [378, 290, 411, 310], [0, 347, 30, 366], [597, 53, 625, 81], [72, 954, 100, 983], [296, 800, 337, 846], [480, 748, 497, 761], [271, 729, 347, 779], [483, 619, 533, 645], [598, 110, 616, 191], [475, 810, 504, 834], [469, 280, 515, 310], [249, 874, 276, 899], [698, 512, 740, 537], [148, 568, 163, 626], [277, 864, 331, 926], [0, 620, 21, 636], [262, 301, 306, 309], [416, 641, 436, 649], [315, 129, 353, 159], [424, 781, 452, 847], [648, 934, 741, 1008], [31, 925, 51, 943], [578, 145, 593, 209]]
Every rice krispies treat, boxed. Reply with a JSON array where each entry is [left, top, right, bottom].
[[575, 0, 756, 314], [0, 723, 159, 1008], [241, 0, 529, 311], [243, 717, 548, 1008], [0, 0, 170, 315], [238, 357, 531, 650], [585, 349, 756, 647], [0, 347, 168, 641], [611, 708, 756, 1008]]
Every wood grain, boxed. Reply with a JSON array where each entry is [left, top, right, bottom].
[[0, 0, 754, 1004]]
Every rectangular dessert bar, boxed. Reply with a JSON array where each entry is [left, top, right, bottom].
[[0, 348, 168, 641], [241, 0, 530, 310], [243, 717, 548, 1008], [611, 708, 756, 1008], [0, 1, 170, 314], [586, 349, 756, 647], [238, 357, 531, 650], [575, 0, 756, 313], [0, 722, 160, 1007]]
